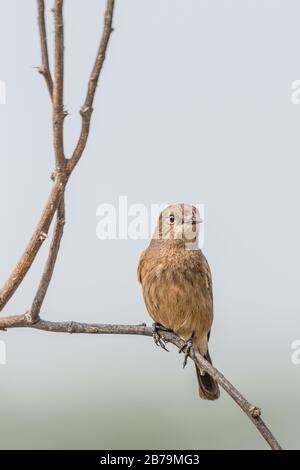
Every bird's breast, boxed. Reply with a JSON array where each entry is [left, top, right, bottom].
[[140, 248, 213, 341]]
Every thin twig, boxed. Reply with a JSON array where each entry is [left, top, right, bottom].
[[53, 0, 65, 169], [0, 319, 282, 450], [37, 0, 53, 97], [67, 0, 115, 174], [0, 313, 32, 329], [30, 198, 65, 322]]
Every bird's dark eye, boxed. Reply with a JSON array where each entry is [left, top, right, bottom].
[[169, 214, 175, 224]]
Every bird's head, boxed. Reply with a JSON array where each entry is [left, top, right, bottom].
[[153, 203, 202, 245]]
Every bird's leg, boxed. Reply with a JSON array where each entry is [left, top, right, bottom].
[[178, 332, 195, 368], [152, 322, 171, 352]]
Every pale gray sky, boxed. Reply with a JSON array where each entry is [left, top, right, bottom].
[[0, 0, 300, 449]]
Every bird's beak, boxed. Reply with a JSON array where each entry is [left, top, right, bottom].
[[186, 218, 203, 225]]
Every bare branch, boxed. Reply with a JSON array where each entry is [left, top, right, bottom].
[[0, 319, 282, 450], [67, 0, 115, 174], [0, 2, 115, 311], [37, 0, 53, 97], [29, 197, 65, 323], [53, 0, 65, 169]]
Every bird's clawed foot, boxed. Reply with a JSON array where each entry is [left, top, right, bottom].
[[178, 333, 195, 368], [152, 322, 171, 352]]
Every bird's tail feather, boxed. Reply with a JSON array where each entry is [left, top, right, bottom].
[[195, 348, 220, 400]]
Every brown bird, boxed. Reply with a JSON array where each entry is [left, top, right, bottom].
[[137, 203, 220, 400]]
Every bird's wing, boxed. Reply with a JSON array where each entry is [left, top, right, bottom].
[[137, 249, 147, 284], [198, 251, 214, 343], [199, 251, 213, 307]]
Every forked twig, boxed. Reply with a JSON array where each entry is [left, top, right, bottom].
[[0, 0, 115, 313]]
